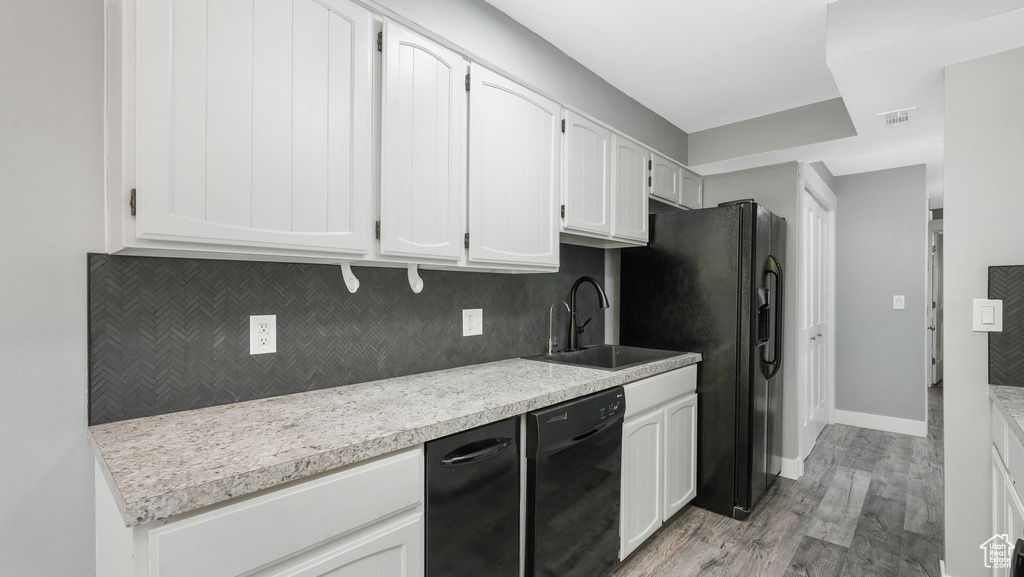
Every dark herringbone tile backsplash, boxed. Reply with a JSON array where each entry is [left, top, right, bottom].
[[990, 265, 1024, 387], [88, 245, 605, 424]]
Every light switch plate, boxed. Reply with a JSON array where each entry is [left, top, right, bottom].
[[893, 295, 905, 310], [250, 315, 277, 354], [973, 299, 1003, 332], [462, 309, 483, 336]]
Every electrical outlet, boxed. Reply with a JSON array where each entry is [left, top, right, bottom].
[[893, 295, 905, 310], [462, 309, 483, 337], [250, 315, 276, 355]]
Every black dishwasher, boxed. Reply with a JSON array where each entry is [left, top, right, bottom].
[[425, 417, 519, 577], [526, 387, 625, 577]]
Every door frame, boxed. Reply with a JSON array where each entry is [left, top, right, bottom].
[[795, 165, 838, 476]]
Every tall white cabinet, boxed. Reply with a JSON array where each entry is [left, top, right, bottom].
[[134, 0, 374, 254], [562, 111, 612, 236], [620, 366, 698, 560], [468, 64, 561, 269], [379, 20, 466, 261], [611, 135, 650, 242]]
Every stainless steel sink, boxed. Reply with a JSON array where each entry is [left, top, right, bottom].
[[523, 344, 684, 371]]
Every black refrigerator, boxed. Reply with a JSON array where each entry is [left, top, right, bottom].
[[620, 200, 785, 520]]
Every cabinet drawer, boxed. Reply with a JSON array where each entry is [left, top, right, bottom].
[[147, 448, 422, 577], [994, 402, 1008, 464], [624, 365, 697, 418]]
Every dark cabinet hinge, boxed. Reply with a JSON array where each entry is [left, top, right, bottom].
[[560, 204, 565, 218], [130, 188, 136, 216], [375, 220, 381, 239], [648, 176, 652, 187], [465, 73, 470, 92], [464, 232, 470, 249], [561, 119, 566, 133], [648, 159, 652, 170], [377, 31, 382, 52]]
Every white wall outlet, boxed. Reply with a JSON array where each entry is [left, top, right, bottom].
[[892, 295, 905, 310], [462, 309, 483, 337], [250, 315, 277, 355], [973, 298, 1003, 332]]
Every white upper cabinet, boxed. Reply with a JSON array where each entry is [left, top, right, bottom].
[[379, 20, 467, 261], [649, 152, 681, 205], [611, 135, 649, 242], [468, 64, 561, 268], [134, 0, 374, 254], [680, 166, 703, 210], [562, 111, 611, 236]]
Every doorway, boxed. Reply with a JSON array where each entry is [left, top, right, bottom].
[[930, 229, 944, 385], [797, 170, 837, 470]]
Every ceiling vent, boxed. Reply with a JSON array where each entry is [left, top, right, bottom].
[[879, 107, 915, 128]]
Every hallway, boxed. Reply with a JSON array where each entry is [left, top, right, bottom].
[[607, 388, 944, 577]]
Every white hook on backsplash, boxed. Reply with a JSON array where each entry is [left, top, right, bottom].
[[407, 264, 424, 294], [339, 262, 360, 293]]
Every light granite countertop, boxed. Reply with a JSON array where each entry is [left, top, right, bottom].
[[991, 385, 1024, 448], [91, 353, 701, 527]]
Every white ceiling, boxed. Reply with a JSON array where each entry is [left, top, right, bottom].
[[484, 0, 840, 133]]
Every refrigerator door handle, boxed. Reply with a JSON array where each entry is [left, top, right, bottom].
[[761, 255, 784, 379]]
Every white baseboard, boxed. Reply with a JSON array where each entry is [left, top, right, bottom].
[[940, 559, 951, 577], [780, 457, 803, 480], [835, 409, 927, 437]]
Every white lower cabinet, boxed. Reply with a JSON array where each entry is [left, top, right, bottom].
[[254, 512, 423, 577], [620, 365, 698, 560], [621, 407, 664, 559], [127, 448, 423, 577], [663, 394, 698, 520], [990, 402, 1024, 576]]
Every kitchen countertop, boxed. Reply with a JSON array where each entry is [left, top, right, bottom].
[[991, 385, 1024, 447], [91, 353, 701, 527]]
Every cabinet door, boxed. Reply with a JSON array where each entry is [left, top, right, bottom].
[[261, 513, 423, 577], [468, 64, 560, 268], [680, 166, 703, 210], [136, 0, 374, 254], [562, 111, 611, 236], [649, 152, 680, 204], [611, 135, 649, 242], [663, 394, 697, 520], [621, 408, 663, 560], [380, 20, 466, 260], [995, 448, 1009, 577], [1007, 483, 1024, 574]]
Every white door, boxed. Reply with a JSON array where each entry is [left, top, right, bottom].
[[136, 0, 374, 254], [562, 111, 611, 236], [679, 167, 702, 210], [799, 189, 830, 456], [259, 514, 423, 577], [931, 232, 944, 383], [1007, 483, 1024, 550], [468, 64, 560, 268], [649, 153, 680, 204], [662, 394, 697, 521], [620, 408, 663, 560], [610, 135, 649, 242], [379, 20, 466, 260]]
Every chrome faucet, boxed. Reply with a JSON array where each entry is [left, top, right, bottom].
[[568, 276, 610, 351], [548, 301, 570, 354]]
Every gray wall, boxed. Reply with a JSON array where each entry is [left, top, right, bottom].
[[702, 163, 802, 462], [688, 98, 855, 167], [944, 46, 1024, 575], [367, 0, 688, 163], [0, 0, 104, 574], [834, 166, 928, 422]]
